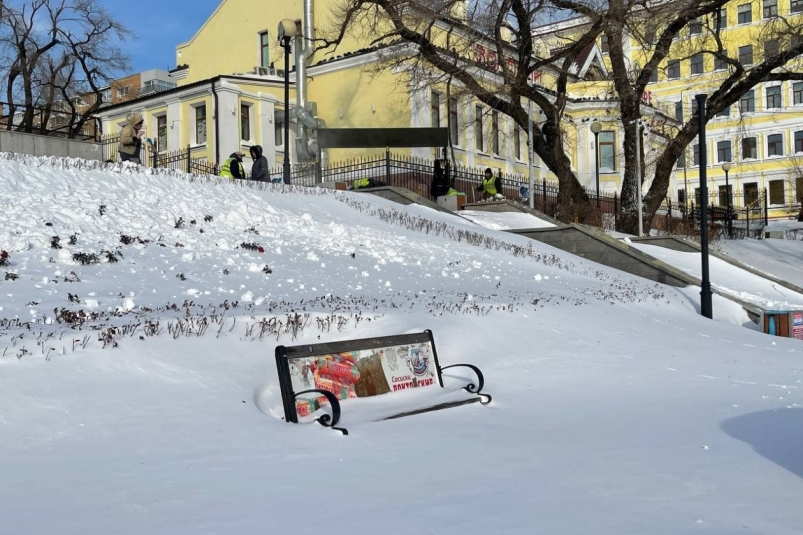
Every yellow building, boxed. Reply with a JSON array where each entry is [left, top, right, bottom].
[[535, 0, 803, 220]]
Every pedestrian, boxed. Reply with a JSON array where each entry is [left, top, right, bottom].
[[118, 113, 145, 164], [249, 145, 269, 181], [430, 159, 451, 198], [476, 167, 502, 200], [220, 152, 245, 179]]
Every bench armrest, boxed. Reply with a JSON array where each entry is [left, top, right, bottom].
[[294, 389, 349, 435], [439, 364, 492, 405]]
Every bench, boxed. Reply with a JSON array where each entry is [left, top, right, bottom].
[[275, 330, 491, 435]]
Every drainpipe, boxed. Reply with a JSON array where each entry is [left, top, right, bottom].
[[211, 78, 220, 165], [295, 0, 326, 165]]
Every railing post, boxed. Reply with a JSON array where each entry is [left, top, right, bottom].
[[385, 147, 391, 184], [542, 178, 547, 212], [746, 203, 750, 238], [186, 144, 191, 173], [152, 143, 158, 169], [764, 188, 768, 226]]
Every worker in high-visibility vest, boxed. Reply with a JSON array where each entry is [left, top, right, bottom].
[[220, 152, 245, 179], [477, 168, 502, 200]]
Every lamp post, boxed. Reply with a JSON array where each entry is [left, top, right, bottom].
[[278, 19, 298, 185], [590, 121, 602, 208], [696, 94, 712, 319], [721, 162, 732, 239]]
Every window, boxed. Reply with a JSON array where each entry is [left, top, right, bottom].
[[693, 143, 701, 166], [764, 39, 779, 59], [797, 176, 803, 201], [677, 150, 686, 168], [740, 90, 755, 113], [645, 24, 657, 42], [449, 97, 458, 146], [692, 98, 699, 116], [259, 31, 270, 68], [744, 182, 759, 204], [678, 189, 686, 204], [763, 0, 777, 18], [691, 54, 704, 74], [474, 105, 483, 152], [719, 185, 733, 207], [742, 137, 758, 158], [689, 17, 703, 35], [100, 88, 111, 103], [717, 104, 731, 117], [240, 104, 251, 141], [649, 69, 658, 83], [768, 133, 784, 156], [715, 54, 729, 71], [793, 35, 803, 50], [431, 91, 441, 127], [716, 8, 728, 29], [738, 3, 753, 24], [766, 85, 782, 108], [794, 82, 803, 104], [599, 131, 615, 170], [793, 0, 803, 13], [717, 140, 732, 162], [491, 112, 500, 155], [769, 179, 785, 204], [275, 114, 285, 147], [666, 60, 680, 79], [601, 35, 609, 54], [157, 115, 167, 152], [514, 126, 521, 160], [795, 130, 803, 153], [194, 104, 207, 145], [675, 101, 684, 121], [117, 86, 130, 99], [739, 45, 753, 64], [694, 187, 702, 206]]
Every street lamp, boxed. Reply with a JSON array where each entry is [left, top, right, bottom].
[[590, 121, 602, 208], [696, 94, 712, 319], [721, 161, 732, 239], [278, 19, 298, 185]]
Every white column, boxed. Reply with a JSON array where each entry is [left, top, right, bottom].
[[258, 97, 276, 169], [216, 85, 241, 165]]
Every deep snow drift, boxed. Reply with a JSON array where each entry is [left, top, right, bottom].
[[1, 154, 802, 535]]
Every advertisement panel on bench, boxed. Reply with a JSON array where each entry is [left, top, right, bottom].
[[288, 342, 439, 417]]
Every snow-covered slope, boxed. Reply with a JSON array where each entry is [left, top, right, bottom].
[[1, 154, 801, 535]]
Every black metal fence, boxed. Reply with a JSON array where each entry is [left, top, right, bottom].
[[274, 150, 621, 220], [100, 134, 217, 175]]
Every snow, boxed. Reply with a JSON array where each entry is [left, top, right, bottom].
[[629, 242, 803, 310], [1, 154, 803, 534], [719, 239, 803, 289], [459, 209, 556, 230]]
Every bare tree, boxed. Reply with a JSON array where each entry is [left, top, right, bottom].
[[325, 0, 803, 232], [0, 0, 130, 138], [320, 0, 603, 222]]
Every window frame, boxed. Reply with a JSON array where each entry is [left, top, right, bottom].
[[693, 143, 701, 166], [474, 105, 484, 152], [193, 103, 207, 145], [767, 133, 784, 157], [431, 91, 441, 128], [766, 85, 782, 109], [763, 0, 777, 18], [599, 131, 616, 170], [764, 39, 779, 60], [768, 179, 785, 204], [666, 60, 681, 79], [514, 125, 521, 160], [689, 17, 703, 35], [716, 8, 728, 29], [794, 130, 803, 153], [600, 34, 609, 54], [714, 54, 729, 71], [737, 3, 753, 24], [240, 103, 252, 142], [259, 31, 270, 68], [793, 0, 803, 13], [742, 137, 758, 159], [739, 45, 754, 65], [156, 114, 168, 153], [491, 111, 500, 155], [740, 90, 756, 113], [448, 96, 459, 147], [744, 182, 759, 205], [690, 54, 705, 75], [717, 140, 732, 162], [793, 82, 803, 104]]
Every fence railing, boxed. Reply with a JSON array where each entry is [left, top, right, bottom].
[[99, 134, 217, 175], [273, 150, 622, 220]]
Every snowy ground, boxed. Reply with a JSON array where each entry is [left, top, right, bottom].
[[719, 239, 803, 289], [1, 154, 802, 535], [458, 209, 555, 230], [630, 242, 803, 311]]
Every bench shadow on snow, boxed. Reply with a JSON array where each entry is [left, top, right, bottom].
[[721, 408, 803, 478]]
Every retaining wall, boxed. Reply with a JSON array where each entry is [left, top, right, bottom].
[[0, 130, 102, 161]]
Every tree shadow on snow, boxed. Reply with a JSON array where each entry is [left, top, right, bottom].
[[721, 408, 803, 478]]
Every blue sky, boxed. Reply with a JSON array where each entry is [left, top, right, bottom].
[[104, 0, 222, 73]]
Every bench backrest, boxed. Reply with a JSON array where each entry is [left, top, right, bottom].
[[275, 330, 444, 424]]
